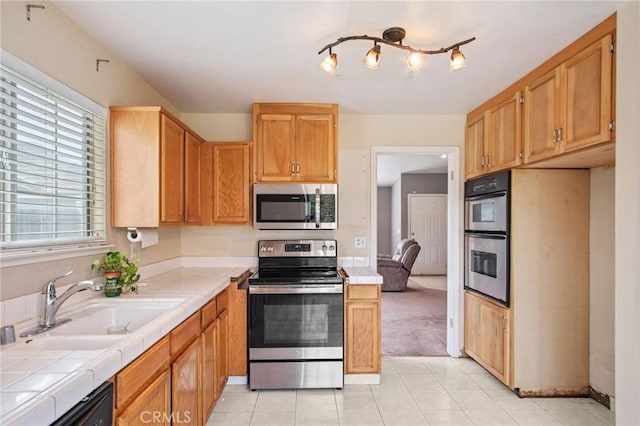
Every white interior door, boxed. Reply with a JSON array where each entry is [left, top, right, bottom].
[[408, 194, 447, 275]]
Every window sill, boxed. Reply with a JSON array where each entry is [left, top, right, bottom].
[[0, 244, 115, 268]]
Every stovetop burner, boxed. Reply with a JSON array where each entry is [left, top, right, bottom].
[[250, 239, 342, 286]]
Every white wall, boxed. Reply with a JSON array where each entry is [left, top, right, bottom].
[[180, 113, 466, 259], [615, 1, 640, 422], [589, 166, 615, 398], [0, 1, 181, 299], [390, 177, 402, 253]]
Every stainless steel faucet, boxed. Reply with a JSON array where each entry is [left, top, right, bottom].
[[19, 271, 104, 337]]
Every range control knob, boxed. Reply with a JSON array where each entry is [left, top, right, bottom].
[[321, 244, 328, 252], [328, 244, 335, 251]]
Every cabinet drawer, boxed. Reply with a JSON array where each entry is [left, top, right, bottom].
[[115, 335, 170, 409], [171, 312, 201, 357], [346, 285, 380, 301], [201, 298, 217, 328], [216, 288, 228, 316]]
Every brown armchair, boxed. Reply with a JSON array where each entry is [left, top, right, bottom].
[[377, 239, 421, 292]]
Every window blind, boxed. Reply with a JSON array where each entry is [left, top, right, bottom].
[[0, 64, 106, 250]]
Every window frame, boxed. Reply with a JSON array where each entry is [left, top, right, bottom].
[[0, 50, 111, 267]]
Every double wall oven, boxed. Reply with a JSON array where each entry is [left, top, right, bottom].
[[464, 170, 510, 306], [248, 239, 343, 390]]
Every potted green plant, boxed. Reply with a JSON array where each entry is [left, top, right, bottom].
[[91, 251, 140, 296]]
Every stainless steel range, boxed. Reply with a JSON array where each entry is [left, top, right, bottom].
[[248, 239, 344, 390]]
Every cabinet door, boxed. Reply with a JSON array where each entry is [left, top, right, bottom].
[[160, 114, 185, 223], [523, 68, 561, 163], [465, 113, 488, 179], [213, 143, 251, 224], [487, 93, 522, 172], [479, 301, 509, 384], [116, 369, 171, 426], [184, 131, 202, 224], [256, 114, 295, 181], [172, 338, 201, 426], [201, 321, 217, 423], [215, 309, 229, 399], [562, 34, 613, 151], [464, 292, 511, 386], [296, 114, 336, 182], [345, 285, 381, 375]]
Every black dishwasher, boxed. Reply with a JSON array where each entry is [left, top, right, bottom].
[[51, 381, 113, 426]]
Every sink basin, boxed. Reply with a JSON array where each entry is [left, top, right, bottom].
[[46, 301, 180, 336], [19, 335, 128, 351]]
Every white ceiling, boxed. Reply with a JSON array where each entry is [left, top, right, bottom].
[[53, 1, 625, 115]]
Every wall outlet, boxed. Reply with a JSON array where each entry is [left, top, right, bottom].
[[355, 236, 366, 249], [130, 241, 141, 262]]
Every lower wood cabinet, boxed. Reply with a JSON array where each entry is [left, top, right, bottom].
[[345, 284, 381, 374], [112, 278, 244, 424], [172, 337, 201, 425], [215, 303, 229, 399], [464, 291, 511, 386], [116, 369, 171, 426]]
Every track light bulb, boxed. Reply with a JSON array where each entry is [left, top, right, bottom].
[[406, 52, 424, 71], [364, 44, 381, 69], [320, 52, 338, 74], [449, 47, 466, 71]]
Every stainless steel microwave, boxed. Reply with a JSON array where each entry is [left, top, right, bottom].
[[253, 183, 338, 230]]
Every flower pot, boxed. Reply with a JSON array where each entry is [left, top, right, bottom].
[[104, 271, 122, 297]]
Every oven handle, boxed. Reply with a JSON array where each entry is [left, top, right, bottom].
[[465, 191, 507, 202], [465, 232, 507, 240], [249, 285, 343, 294], [315, 188, 321, 229]]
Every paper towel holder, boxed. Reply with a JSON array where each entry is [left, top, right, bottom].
[[127, 227, 141, 243]]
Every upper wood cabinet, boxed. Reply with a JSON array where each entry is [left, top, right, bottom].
[[487, 93, 522, 171], [524, 34, 613, 163], [465, 112, 487, 179], [465, 15, 615, 179], [184, 131, 203, 224], [110, 106, 202, 227], [465, 92, 522, 180], [253, 103, 338, 183], [201, 142, 251, 225]]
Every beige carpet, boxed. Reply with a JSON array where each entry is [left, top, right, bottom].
[[381, 277, 448, 356]]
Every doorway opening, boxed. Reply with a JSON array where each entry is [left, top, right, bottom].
[[370, 146, 463, 357]]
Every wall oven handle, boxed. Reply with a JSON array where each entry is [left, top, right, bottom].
[[465, 191, 507, 202], [249, 285, 343, 294], [465, 232, 507, 240], [315, 188, 321, 229]]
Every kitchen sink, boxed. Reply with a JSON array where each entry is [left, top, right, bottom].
[[19, 335, 129, 351], [46, 300, 181, 336]]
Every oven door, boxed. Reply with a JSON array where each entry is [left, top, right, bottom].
[[464, 232, 509, 306], [465, 192, 508, 232], [248, 285, 343, 360]]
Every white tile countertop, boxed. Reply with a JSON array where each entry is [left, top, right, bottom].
[[0, 262, 379, 424], [341, 267, 383, 284], [0, 266, 248, 425]]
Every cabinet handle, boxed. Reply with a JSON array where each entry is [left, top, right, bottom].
[[295, 162, 300, 174], [480, 155, 485, 167], [291, 162, 295, 174], [557, 125, 564, 145], [552, 129, 559, 145], [485, 154, 490, 168]]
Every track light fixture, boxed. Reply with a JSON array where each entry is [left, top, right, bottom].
[[318, 27, 475, 74]]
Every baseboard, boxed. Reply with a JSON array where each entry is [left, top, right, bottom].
[[589, 386, 611, 409], [227, 376, 248, 385], [344, 374, 380, 385]]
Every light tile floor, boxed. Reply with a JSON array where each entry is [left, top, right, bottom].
[[208, 356, 614, 426]]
